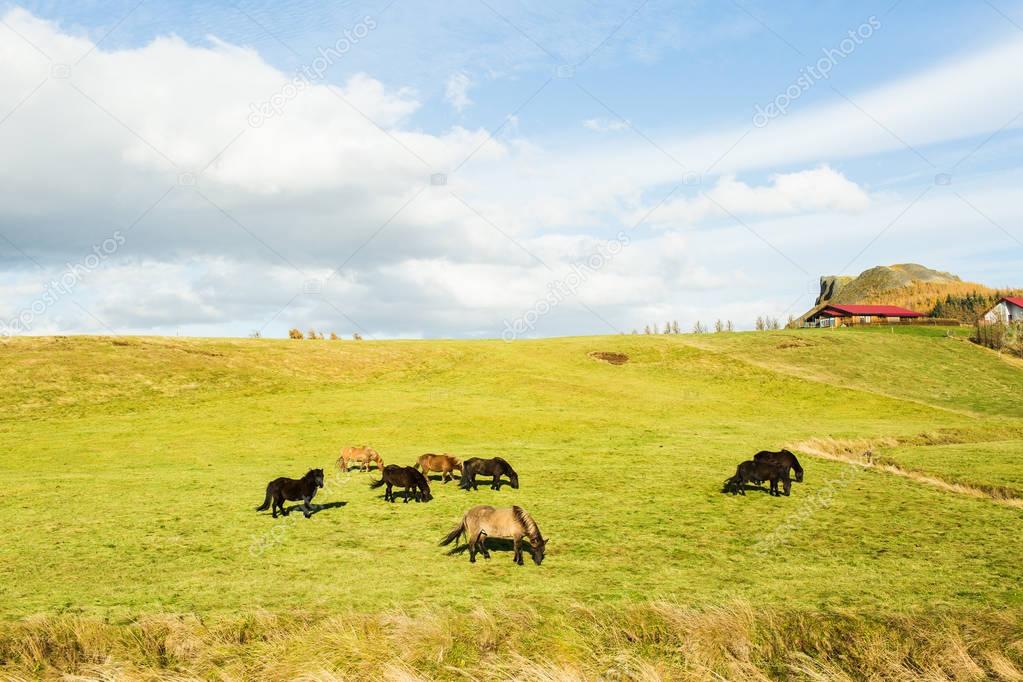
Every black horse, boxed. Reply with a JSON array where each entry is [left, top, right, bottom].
[[754, 449, 804, 482], [460, 457, 519, 490], [370, 465, 432, 503], [724, 460, 791, 496], [256, 468, 325, 518]]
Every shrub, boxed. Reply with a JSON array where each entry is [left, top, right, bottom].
[[288, 328, 304, 340]]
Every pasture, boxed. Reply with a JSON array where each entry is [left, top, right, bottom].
[[2, 329, 1023, 679]]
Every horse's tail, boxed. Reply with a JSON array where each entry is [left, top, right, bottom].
[[439, 518, 465, 546], [369, 478, 386, 489], [255, 486, 272, 511]]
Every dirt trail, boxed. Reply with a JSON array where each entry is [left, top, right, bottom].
[[792, 437, 1023, 510]]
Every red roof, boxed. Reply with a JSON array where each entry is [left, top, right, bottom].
[[1001, 296, 1023, 308], [822, 304, 923, 318]]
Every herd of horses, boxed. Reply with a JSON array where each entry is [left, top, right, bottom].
[[255, 446, 805, 566], [723, 449, 804, 496], [256, 446, 540, 564]]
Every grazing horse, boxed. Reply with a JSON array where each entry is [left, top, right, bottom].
[[337, 445, 384, 473], [754, 449, 804, 482], [256, 469, 325, 518], [724, 460, 791, 497], [440, 505, 547, 565], [460, 457, 519, 490], [415, 453, 462, 483], [370, 465, 432, 503]]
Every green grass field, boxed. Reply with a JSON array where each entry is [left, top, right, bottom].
[[3, 328, 1023, 679]]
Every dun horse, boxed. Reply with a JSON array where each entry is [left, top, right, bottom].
[[370, 465, 432, 503], [724, 460, 791, 496], [256, 468, 325, 518], [415, 454, 462, 483], [440, 505, 547, 565], [754, 449, 804, 482], [460, 457, 519, 490], [337, 446, 384, 473]]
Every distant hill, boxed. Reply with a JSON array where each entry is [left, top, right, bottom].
[[807, 263, 1021, 323]]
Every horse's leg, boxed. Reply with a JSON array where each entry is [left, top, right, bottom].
[[468, 534, 477, 563], [783, 476, 791, 496], [303, 496, 313, 518], [403, 486, 409, 503], [513, 536, 522, 564], [385, 483, 393, 502]]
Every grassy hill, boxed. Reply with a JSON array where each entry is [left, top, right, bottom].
[[2, 329, 1023, 679]]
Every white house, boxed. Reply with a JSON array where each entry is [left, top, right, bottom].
[[982, 296, 1023, 323]]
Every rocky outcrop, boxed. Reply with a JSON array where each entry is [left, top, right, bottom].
[[815, 264, 960, 306]]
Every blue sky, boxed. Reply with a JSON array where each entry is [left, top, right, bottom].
[[1, 0, 1021, 338]]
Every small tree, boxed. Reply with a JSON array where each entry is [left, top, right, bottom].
[[714, 319, 724, 333], [329, 332, 339, 340], [693, 321, 706, 334], [664, 321, 672, 334], [643, 325, 651, 335], [353, 332, 363, 341], [755, 316, 765, 331], [768, 317, 781, 331], [288, 328, 304, 340], [671, 320, 681, 334], [726, 320, 734, 332], [249, 330, 261, 339]]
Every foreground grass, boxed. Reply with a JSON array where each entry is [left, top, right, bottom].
[[2, 330, 1022, 678], [3, 604, 1023, 681]]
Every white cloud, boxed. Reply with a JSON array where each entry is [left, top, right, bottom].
[[583, 118, 630, 132], [635, 166, 871, 228], [444, 71, 473, 113]]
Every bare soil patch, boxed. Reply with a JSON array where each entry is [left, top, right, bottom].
[[588, 351, 629, 365]]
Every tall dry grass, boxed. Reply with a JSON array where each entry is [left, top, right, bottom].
[[793, 436, 1023, 507], [2, 603, 1022, 681]]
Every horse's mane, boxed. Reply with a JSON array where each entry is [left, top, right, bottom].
[[497, 457, 516, 475], [513, 506, 541, 543]]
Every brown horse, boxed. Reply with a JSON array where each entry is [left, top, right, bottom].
[[415, 453, 462, 483], [256, 469, 325, 518], [337, 446, 384, 473], [440, 505, 547, 565], [370, 465, 432, 503], [461, 457, 518, 490]]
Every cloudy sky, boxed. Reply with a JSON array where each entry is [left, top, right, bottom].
[[1, 0, 1021, 339]]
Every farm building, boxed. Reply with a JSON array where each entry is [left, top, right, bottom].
[[980, 296, 1023, 323], [801, 304, 924, 328]]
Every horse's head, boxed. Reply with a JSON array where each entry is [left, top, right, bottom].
[[531, 537, 548, 565], [418, 475, 433, 501], [310, 469, 325, 488], [508, 470, 520, 489]]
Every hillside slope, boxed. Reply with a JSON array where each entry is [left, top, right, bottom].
[[2, 331, 1023, 678]]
